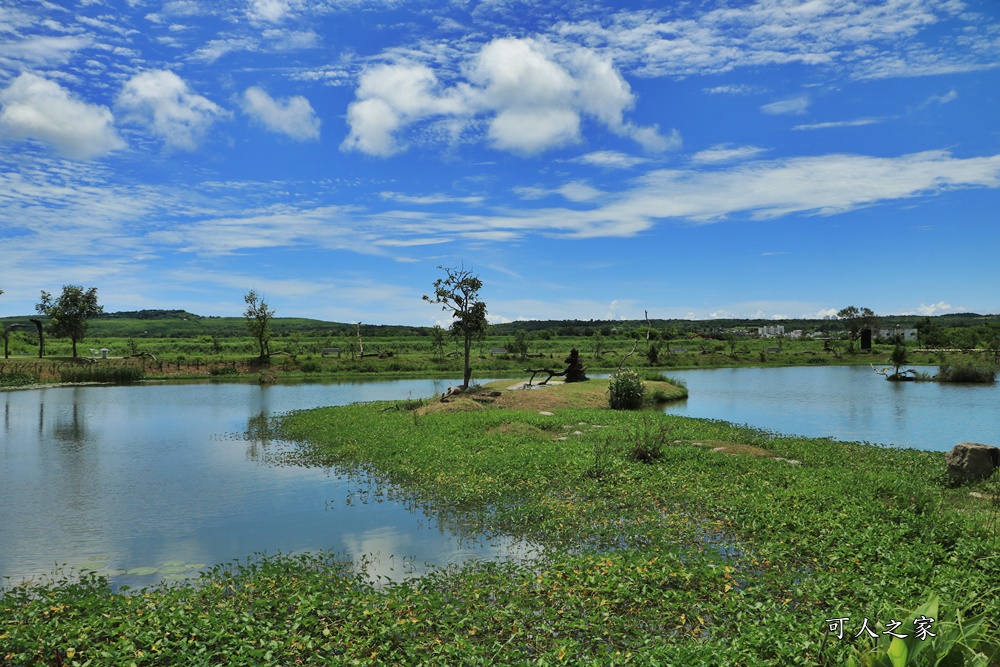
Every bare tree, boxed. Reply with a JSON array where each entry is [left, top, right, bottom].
[[243, 290, 275, 362]]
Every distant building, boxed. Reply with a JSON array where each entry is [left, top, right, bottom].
[[877, 327, 918, 341], [757, 325, 785, 338]]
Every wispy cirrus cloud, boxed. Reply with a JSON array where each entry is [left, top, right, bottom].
[[793, 118, 886, 131], [691, 144, 767, 164], [555, 0, 996, 81], [761, 95, 810, 115]]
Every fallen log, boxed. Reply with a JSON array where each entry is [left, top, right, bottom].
[[523, 367, 567, 386]]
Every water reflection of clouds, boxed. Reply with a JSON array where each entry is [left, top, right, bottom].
[[339, 525, 541, 585], [1, 379, 531, 588]]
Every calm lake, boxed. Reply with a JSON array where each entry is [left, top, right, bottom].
[[1, 367, 996, 588], [0, 378, 534, 589], [659, 365, 998, 451]]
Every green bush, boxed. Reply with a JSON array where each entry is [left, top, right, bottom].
[[609, 368, 645, 409], [209, 365, 240, 376], [936, 363, 996, 383], [0, 371, 38, 387], [299, 360, 321, 373]]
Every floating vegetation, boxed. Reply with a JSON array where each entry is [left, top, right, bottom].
[[125, 566, 159, 576]]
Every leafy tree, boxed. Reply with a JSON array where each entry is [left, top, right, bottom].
[[430, 325, 446, 360], [837, 306, 877, 352], [889, 344, 910, 380], [507, 329, 530, 357], [35, 285, 104, 358], [424, 265, 488, 388], [592, 330, 604, 358], [243, 290, 274, 362]]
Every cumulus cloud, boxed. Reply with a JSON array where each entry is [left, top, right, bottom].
[[117, 70, 225, 150], [0, 72, 125, 159], [342, 37, 672, 157], [915, 301, 960, 316], [241, 86, 320, 141], [341, 62, 467, 155], [248, 0, 292, 23]]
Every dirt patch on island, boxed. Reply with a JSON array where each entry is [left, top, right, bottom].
[[418, 377, 685, 415]]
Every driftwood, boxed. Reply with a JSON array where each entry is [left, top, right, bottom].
[[870, 363, 918, 381], [2, 323, 25, 359], [523, 367, 568, 386], [128, 351, 158, 362]]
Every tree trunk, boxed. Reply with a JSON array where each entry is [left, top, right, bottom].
[[463, 334, 472, 388], [72, 338, 78, 358], [30, 319, 43, 358]]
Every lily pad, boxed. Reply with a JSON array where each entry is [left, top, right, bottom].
[[162, 560, 186, 567], [159, 565, 190, 575], [126, 566, 159, 576], [185, 563, 206, 571]]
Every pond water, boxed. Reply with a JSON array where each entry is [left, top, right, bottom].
[[0, 378, 534, 590], [661, 365, 999, 451], [2, 366, 996, 589]]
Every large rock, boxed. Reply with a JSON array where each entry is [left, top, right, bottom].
[[945, 443, 999, 485]]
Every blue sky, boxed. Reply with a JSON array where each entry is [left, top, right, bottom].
[[1, 0, 998, 326]]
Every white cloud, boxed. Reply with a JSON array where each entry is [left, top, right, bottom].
[[249, 0, 292, 23], [761, 96, 810, 115], [341, 62, 466, 156], [914, 301, 962, 316], [343, 37, 672, 157], [0, 35, 92, 67], [691, 144, 767, 164], [117, 70, 225, 150], [557, 181, 602, 202], [572, 150, 649, 169], [793, 118, 884, 130], [0, 72, 124, 159], [921, 89, 958, 107], [241, 86, 320, 141], [558, 0, 991, 81]]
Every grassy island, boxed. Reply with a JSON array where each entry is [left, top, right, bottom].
[[2, 378, 999, 666]]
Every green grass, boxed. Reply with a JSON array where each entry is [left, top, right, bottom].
[[4, 386, 998, 666]]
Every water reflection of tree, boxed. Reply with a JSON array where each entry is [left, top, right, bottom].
[[243, 411, 273, 462], [53, 402, 88, 450]]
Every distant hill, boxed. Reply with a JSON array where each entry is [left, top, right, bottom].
[[1, 309, 996, 338]]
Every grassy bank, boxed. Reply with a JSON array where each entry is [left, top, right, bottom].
[[2, 380, 998, 665]]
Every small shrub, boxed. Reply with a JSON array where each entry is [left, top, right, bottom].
[[209, 366, 240, 377], [60, 365, 144, 384], [625, 418, 670, 463], [299, 360, 321, 373], [609, 368, 645, 410]]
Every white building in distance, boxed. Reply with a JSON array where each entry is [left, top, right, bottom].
[[758, 325, 785, 338]]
